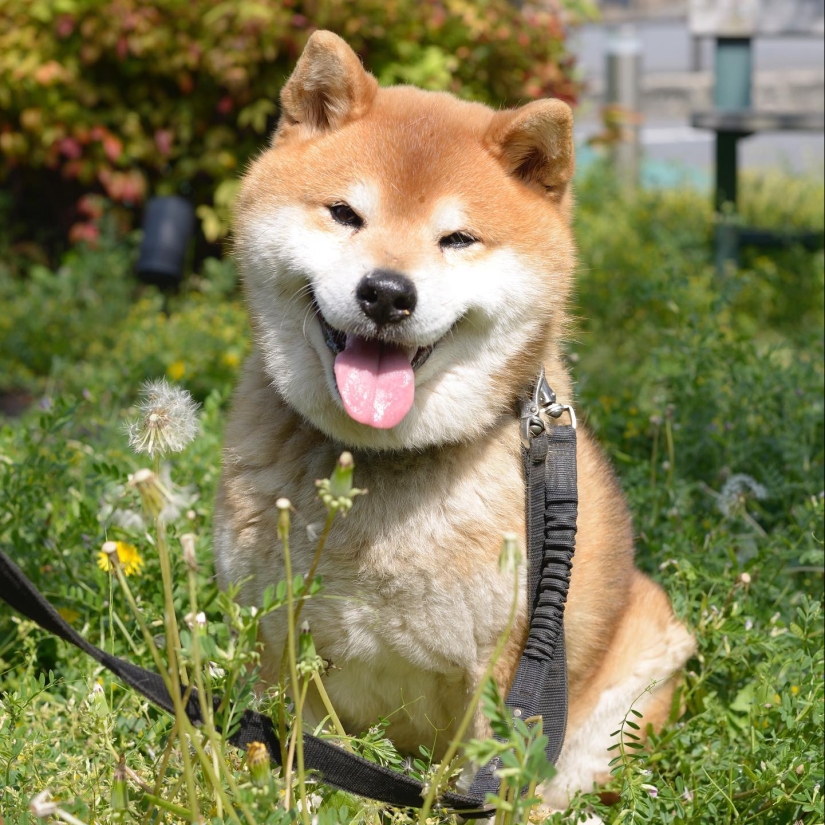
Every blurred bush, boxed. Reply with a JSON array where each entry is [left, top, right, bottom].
[[0, 0, 587, 251]]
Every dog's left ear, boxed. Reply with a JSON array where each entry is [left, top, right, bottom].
[[485, 99, 575, 205], [276, 31, 378, 142]]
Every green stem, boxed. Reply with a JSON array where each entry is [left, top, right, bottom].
[[53, 808, 90, 825], [152, 502, 198, 819], [293, 511, 336, 628], [141, 793, 194, 819], [281, 510, 311, 824], [113, 527, 198, 821], [186, 568, 258, 825], [665, 417, 676, 487], [279, 510, 336, 695], [310, 670, 351, 747]]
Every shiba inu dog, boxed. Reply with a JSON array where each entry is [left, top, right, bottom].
[[214, 30, 695, 811]]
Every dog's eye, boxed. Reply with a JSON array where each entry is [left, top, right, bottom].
[[439, 231, 478, 249], [328, 203, 364, 229]]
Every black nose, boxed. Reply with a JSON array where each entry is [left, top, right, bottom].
[[355, 270, 417, 326]]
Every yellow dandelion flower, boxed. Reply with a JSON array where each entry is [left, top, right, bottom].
[[97, 541, 144, 576], [221, 351, 241, 368], [790, 685, 799, 695], [166, 360, 186, 381]]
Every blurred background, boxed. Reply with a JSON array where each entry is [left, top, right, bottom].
[[1, 0, 822, 267], [575, 0, 824, 181]]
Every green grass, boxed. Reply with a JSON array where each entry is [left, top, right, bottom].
[[0, 167, 823, 824]]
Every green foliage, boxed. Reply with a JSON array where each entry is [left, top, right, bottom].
[[0, 230, 247, 398], [0, 0, 587, 245], [0, 169, 823, 823]]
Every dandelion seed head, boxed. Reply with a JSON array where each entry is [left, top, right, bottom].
[[126, 378, 199, 457], [29, 790, 58, 818], [718, 473, 768, 517]]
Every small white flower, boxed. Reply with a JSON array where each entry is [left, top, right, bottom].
[[184, 611, 207, 630], [641, 783, 658, 798], [126, 378, 199, 457], [30, 790, 58, 817], [296, 793, 323, 814]]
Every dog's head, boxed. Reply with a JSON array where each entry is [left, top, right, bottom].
[[235, 31, 575, 450]]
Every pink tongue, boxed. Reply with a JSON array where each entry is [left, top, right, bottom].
[[333, 334, 415, 429]]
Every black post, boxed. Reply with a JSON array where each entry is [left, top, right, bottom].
[[136, 196, 195, 290], [714, 132, 739, 212]]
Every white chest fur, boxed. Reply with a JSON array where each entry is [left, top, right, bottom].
[[214, 379, 528, 751]]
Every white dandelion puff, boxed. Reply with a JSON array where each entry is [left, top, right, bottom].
[[126, 378, 199, 457], [29, 790, 58, 818], [718, 473, 768, 518]]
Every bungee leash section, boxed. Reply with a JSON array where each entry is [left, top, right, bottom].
[[0, 370, 578, 818]]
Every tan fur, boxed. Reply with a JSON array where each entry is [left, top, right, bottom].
[[215, 31, 694, 808]]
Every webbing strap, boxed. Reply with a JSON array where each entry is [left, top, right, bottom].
[[0, 418, 577, 815], [469, 425, 577, 798]]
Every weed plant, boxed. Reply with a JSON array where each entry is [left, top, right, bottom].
[[0, 168, 822, 824]]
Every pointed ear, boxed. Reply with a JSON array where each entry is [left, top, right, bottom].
[[277, 31, 378, 140], [485, 99, 575, 201]]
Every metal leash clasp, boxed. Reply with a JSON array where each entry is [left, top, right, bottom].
[[519, 366, 577, 448]]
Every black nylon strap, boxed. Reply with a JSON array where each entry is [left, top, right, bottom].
[[0, 415, 577, 815], [469, 425, 577, 798]]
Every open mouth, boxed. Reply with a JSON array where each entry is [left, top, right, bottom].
[[312, 298, 437, 430], [317, 312, 435, 371]]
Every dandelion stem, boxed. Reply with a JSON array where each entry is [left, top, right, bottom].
[[111, 560, 199, 821], [141, 793, 194, 819], [278, 500, 311, 824], [310, 670, 351, 747], [155, 535, 199, 818], [278, 509, 336, 705], [53, 808, 90, 825], [185, 566, 258, 825], [293, 510, 336, 628], [141, 721, 178, 825], [665, 417, 676, 486]]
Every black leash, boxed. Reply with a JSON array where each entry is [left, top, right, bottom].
[[0, 372, 577, 816]]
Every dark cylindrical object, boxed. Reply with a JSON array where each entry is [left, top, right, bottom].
[[136, 196, 195, 288]]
